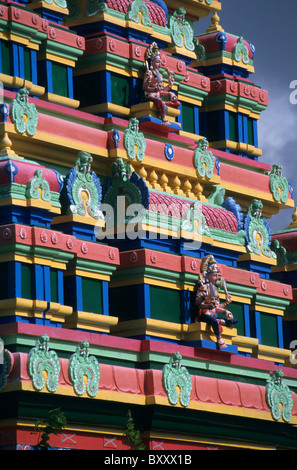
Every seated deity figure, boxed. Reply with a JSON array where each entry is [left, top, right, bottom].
[[195, 255, 237, 349], [142, 42, 180, 126]]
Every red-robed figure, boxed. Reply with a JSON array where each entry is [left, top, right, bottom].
[[143, 42, 180, 126], [195, 255, 237, 349]]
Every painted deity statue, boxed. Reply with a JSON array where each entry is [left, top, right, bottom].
[[143, 42, 180, 126], [195, 255, 237, 349]]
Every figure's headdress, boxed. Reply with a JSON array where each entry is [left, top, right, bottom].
[[145, 42, 160, 69], [200, 255, 221, 283]]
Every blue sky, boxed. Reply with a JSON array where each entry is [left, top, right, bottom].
[[196, 0, 297, 232]]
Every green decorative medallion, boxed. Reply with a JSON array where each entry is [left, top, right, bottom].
[[193, 138, 215, 179], [232, 37, 249, 64], [27, 335, 60, 392], [182, 201, 210, 237], [111, 157, 132, 182], [69, 340, 100, 397], [244, 199, 276, 259], [265, 370, 293, 423], [60, 151, 103, 218], [169, 8, 195, 51], [126, 0, 152, 27], [266, 164, 289, 203], [162, 352, 192, 407], [124, 118, 146, 162], [26, 169, 51, 202], [194, 38, 206, 61], [0, 349, 13, 391], [10, 87, 38, 136]]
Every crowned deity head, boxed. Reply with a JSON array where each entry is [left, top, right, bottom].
[[145, 42, 162, 71], [200, 254, 221, 285]]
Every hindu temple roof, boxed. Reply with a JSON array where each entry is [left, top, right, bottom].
[[149, 191, 239, 233], [106, 0, 167, 27]]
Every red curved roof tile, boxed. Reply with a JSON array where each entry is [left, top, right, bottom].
[[106, 0, 167, 27], [148, 192, 239, 233]]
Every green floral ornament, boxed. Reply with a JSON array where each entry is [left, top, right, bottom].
[[193, 138, 215, 179], [0, 349, 12, 391], [124, 118, 146, 162], [69, 340, 100, 397], [266, 164, 289, 204], [126, 0, 152, 27], [27, 335, 60, 392], [111, 157, 132, 182], [265, 370, 293, 423], [244, 199, 276, 259], [61, 151, 103, 219], [26, 169, 51, 202], [10, 87, 38, 136], [162, 352, 192, 407], [169, 8, 195, 51], [232, 36, 249, 64]]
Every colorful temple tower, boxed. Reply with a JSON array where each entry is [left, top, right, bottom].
[[1, 0, 297, 451]]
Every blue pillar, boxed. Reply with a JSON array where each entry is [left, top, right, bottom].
[[67, 66, 73, 99], [31, 50, 37, 85], [11, 43, 20, 77], [8, 261, 22, 298], [277, 316, 284, 349], [137, 283, 150, 318], [254, 310, 262, 343], [57, 270, 64, 305], [193, 106, 199, 135], [242, 115, 248, 144], [102, 280, 109, 315], [237, 114, 243, 143], [253, 119, 258, 148], [43, 266, 51, 302], [65, 275, 83, 311], [180, 290, 192, 324]]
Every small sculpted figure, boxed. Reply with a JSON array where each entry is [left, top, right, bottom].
[[143, 42, 180, 126], [195, 255, 237, 349]]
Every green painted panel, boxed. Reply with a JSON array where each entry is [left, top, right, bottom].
[[229, 112, 237, 141], [81, 277, 102, 314], [182, 102, 195, 134], [227, 302, 245, 336], [111, 72, 129, 107], [247, 117, 254, 145], [1, 40, 11, 75], [21, 263, 32, 300], [260, 312, 278, 347], [150, 286, 181, 323], [52, 62, 68, 97], [50, 268, 58, 303], [24, 48, 32, 82]]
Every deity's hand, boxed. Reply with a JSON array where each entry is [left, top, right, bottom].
[[169, 92, 178, 102], [225, 310, 233, 321], [225, 294, 232, 305]]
